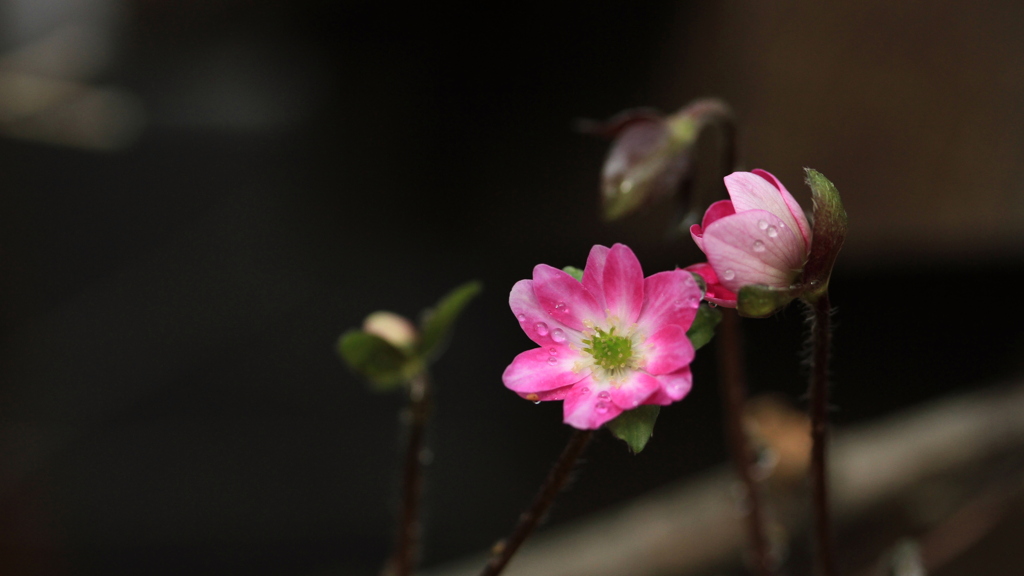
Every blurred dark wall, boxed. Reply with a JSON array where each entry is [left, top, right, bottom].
[[1, 2, 1022, 575]]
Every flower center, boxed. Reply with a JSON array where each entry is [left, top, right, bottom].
[[582, 326, 637, 377]]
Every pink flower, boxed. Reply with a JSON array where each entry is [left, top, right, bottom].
[[502, 244, 702, 429], [689, 170, 812, 302]]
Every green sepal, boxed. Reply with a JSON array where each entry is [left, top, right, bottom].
[[338, 330, 422, 390], [419, 280, 483, 362], [736, 284, 801, 318], [687, 271, 707, 295], [686, 303, 722, 350], [607, 405, 660, 453], [801, 169, 848, 301], [562, 266, 584, 282]]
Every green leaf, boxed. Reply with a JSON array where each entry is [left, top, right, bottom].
[[419, 280, 483, 362], [562, 266, 584, 282], [338, 330, 419, 390], [736, 284, 801, 318], [607, 405, 660, 453], [686, 303, 722, 350], [801, 169, 848, 300]]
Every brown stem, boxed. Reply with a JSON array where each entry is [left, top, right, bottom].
[[478, 429, 595, 576], [382, 372, 431, 576], [717, 308, 774, 576], [806, 292, 835, 576]]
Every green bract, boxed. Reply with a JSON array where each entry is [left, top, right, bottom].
[[608, 405, 661, 453], [737, 284, 803, 319], [686, 303, 722, 350], [562, 265, 585, 282], [338, 331, 424, 390], [420, 281, 484, 362], [801, 168, 848, 303]]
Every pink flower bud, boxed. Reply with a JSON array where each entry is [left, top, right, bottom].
[[689, 170, 812, 305]]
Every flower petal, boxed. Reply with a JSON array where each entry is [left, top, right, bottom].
[[509, 280, 585, 348], [725, 171, 810, 253], [528, 384, 574, 402], [751, 169, 812, 250], [702, 209, 807, 292], [602, 243, 645, 324], [690, 200, 735, 252], [643, 367, 693, 405], [581, 244, 610, 311], [643, 324, 695, 375], [606, 371, 661, 410], [637, 269, 702, 333], [502, 347, 589, 394], [532, 264, 604, 332], [563, 379, 623, 429], [683, 262, 737, 308]]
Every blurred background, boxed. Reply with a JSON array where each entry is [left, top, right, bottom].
[[2, 2, 1024, 575]]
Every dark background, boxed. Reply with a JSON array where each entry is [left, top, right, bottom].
[[2, 2, 1024, 575]]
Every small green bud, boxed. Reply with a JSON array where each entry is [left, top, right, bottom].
[[339, 280, 481, 391]]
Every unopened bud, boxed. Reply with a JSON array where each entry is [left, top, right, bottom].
[[583, 99, 735, 224], [363, 311, 418, 351]]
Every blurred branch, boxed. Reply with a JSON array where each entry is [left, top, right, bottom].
[[423, 382, 1024, 576]]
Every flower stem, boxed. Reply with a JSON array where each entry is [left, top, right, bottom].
[[805, 292, 835, 576], [383, 372, 431, 576], [717, 309, 774, 576], [478, 429, 595, 576]]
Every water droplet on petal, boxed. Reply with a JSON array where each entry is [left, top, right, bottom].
[[767, 226, 778, 238], [688, 295, 701, 307], [551, 328, 566, 343], [673, 300, 684, 308], [595, 401, 609, 414], [598, 391, 610, 399], [546, 356, 558, 366], [554, 302, 568, 313], [757, 219, 769, 230], [517, 313, 526, 322], [580, 387, 590, 395], [722, 269, 736, 281], [534, 322, 549, 336], [548, 347, 557, 355], [752, 240, 766, 253], [533, 400, 542, 405], [708, 302, 718, 308]]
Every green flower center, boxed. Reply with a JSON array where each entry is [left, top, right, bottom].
[[582, 326, 636, 376]]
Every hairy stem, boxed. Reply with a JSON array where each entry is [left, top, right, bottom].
[[806, 292, 835, 576], [479, 429, 595, 576], [718, 309, 774, 576], [383, 372, 431, 576]]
